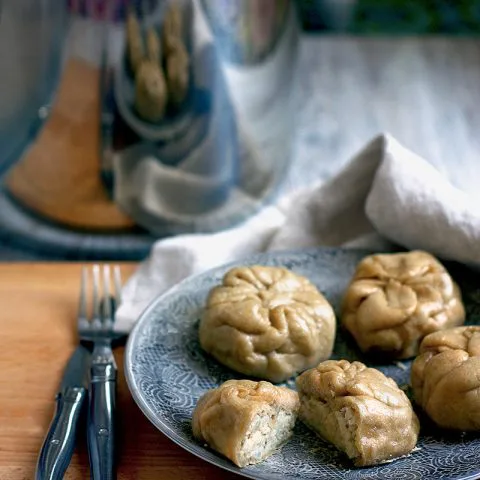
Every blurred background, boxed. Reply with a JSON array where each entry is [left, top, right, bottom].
[[299, 0, 480, 33], [68, 0, 480, 33], [0, 0, 479, 261]]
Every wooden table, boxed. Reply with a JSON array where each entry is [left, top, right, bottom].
[[0, 263, 238, 479]]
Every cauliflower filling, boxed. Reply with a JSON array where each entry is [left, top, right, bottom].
[[299, 396, 360, 463], [335, 407, 359, 461], [237, 407, 296, 466]]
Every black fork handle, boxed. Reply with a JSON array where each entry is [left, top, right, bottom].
[[87, 362, 116, 480]]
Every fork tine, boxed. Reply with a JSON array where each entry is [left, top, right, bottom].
[[103, 264, 112, 325], [92, 264, 101, 327], [113, 265, 122, 307]]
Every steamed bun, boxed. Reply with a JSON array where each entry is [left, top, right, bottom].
[[411, 326, 480, 430], [199, 265, 336, 383], [296, 360, 419, 466], [192, 380, 299, 467], [342, 251, 465, 359]]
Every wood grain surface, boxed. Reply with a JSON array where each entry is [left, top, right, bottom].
[[5, 59, 136, 231], [0, 263, 238, 479]]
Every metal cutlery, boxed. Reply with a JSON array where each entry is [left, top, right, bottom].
[[35, 340, 91, 479], [79, 264, 125, 480]]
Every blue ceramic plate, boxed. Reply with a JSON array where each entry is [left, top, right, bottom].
[[125, 247, 480, 480]]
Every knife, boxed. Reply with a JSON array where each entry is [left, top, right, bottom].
[[36, 344, 91, 480]]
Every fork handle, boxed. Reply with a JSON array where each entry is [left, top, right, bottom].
[[87, 363, 116, 480], [36, 387, 86, 480]]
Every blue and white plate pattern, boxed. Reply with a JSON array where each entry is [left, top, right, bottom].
[[125, 247, 480, 480]]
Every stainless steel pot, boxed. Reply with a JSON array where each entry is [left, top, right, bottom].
[[0, 0, 69, 177], [0, 0, 300, 238]]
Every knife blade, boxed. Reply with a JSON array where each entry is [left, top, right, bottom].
[[36, 344, 91, 480]]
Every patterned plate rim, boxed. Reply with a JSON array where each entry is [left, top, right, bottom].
[[124, 246, 480, 480], [125, 247, 351, 480]]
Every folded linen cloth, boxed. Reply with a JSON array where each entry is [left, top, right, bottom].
[[116, 133, 480, 332]]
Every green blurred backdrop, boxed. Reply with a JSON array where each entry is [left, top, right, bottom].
[[298, 0, 480, 33]]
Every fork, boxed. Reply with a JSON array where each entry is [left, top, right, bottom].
[[79, 264, 125, 480]]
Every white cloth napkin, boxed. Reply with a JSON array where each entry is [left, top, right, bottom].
[[116, 133, 480, 332]]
